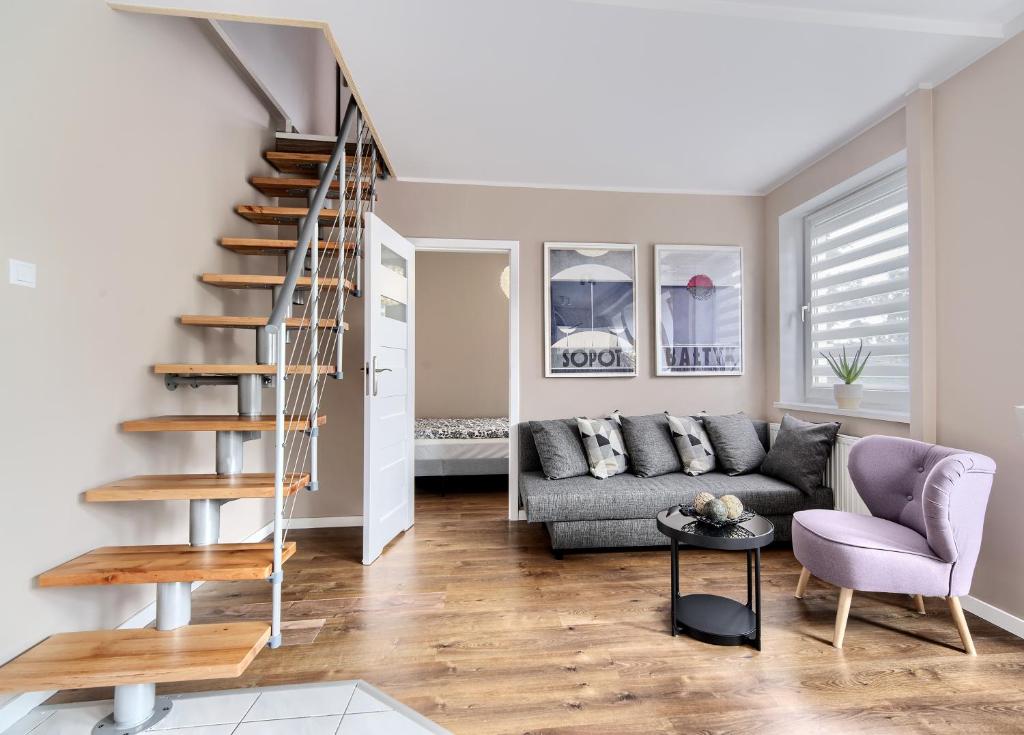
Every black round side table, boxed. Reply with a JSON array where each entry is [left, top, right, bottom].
[[656, 505, 775, 650]]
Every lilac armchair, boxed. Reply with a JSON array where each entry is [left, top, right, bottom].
[[791, 435, 995, 653]]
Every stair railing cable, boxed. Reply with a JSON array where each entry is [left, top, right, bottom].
[[266, 97, 359, 649], [278, 120, 375, 535], [266, 103, 378, 648]]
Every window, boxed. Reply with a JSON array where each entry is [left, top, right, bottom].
[[802, 169, 909, 412]]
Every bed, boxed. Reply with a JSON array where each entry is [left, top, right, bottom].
[[415, 417, 510, 477]]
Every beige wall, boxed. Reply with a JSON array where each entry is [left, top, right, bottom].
[[306, 183, 765, 517], [762, 34, 1024, 619], [932, 32, 1024, 618], [763, 110, 911, 439], [415, 252, 509, 419], [0, 3, 280, 665]]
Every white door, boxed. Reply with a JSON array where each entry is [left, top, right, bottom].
[[362, 213, 415, 565]]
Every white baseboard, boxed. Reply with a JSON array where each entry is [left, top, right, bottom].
[[286, 515, 363, 529], [962, 595, 1024, 639]]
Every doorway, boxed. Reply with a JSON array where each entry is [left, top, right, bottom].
[[410, 239, 520, 520]]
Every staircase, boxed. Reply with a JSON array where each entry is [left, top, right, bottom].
[[0, 98, 381, 733]]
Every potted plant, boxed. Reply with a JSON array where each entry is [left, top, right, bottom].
[[820, 340, 871, 410]]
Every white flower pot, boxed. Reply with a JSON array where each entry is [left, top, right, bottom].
[[834, 383, 864, 410]]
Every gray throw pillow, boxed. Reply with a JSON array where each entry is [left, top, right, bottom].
[[530, 419, 589, 479], [666, 413, 715, 476], [619, 414, 682, 477], [761, 414, 840, 494], [702, 413, 766, 476]]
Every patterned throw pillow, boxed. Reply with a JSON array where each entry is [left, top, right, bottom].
[[576, 415, 629, 479], [666, 413, 716, 476]]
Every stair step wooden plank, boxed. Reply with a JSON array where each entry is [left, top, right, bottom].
[[249, 176, 371, 200], [38, 543, 297, 587], [0, 623, 269, 692], [274, 134, 358, 154], [121, 415, 327, 432], [200, 273, 355, 292], [235, 205, 358, 227], [264, 150, 376, 176], [180, 315, 347, 331], [219, 237, 355, 255], [85, 473, 309, 502], [153, 363, 335, 376]]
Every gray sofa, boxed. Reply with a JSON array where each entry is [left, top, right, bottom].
[[518, 419, 833, 556]]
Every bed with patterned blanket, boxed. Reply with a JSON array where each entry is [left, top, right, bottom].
[[415, 417, 510, 476]]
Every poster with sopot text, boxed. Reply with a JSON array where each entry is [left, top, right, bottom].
[[544, 243, 637, 377]]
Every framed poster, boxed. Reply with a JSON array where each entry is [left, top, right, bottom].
[[544, 242, 637, 377], [655, 244, 743, 376]]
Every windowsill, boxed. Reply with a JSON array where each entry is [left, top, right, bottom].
[[773, 401, 911, 424]]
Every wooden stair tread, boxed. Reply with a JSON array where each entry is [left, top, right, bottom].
[[154, 363, 335, 376], [264, 150, 376, 175], [200, 273, 355, 292], [219, 237, 355, 255], [85, 472, 309, 502], [38, 543, 296, 587], [250, 176, 371, 200], [235, 205, 358, 227], [122, 415, 327, 432], [180, 315, 347, 330], [0, 623, 269, 692]]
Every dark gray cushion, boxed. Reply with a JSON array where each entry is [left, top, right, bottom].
[[760, 414, 840, 494], [521, 469, 825, 522], [702, 413, 767, 475], [530, 419, 589, 479], [619, 414, 682, 478]]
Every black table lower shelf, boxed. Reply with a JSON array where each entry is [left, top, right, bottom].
[[674, 594, 757, 646]]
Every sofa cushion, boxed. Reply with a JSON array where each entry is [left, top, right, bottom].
[[703, 413, 766, 475], [530, 419, 589, 479], [620, 414, 682, 477], [520, 469, 819, 522], [760, 414, 839, 494]]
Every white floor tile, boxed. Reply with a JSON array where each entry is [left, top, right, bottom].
[[152, 726, 235, 735], [151, 692, 259, 730], [338, 711, 433, 735], [28, 704, 113, 734], [344, 688, 390, 715], [4, 709, 53, 735], [234, 715, 342, 735], [242, 683, 356, 722]]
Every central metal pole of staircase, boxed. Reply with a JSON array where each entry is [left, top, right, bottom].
[[270, 327, 286, 649]]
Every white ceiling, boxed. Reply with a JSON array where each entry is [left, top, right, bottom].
[[115, 0, 1024, 194]]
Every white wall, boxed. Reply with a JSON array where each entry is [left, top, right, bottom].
[[217, 20, 337, 134], [0, 2, 279, 666]]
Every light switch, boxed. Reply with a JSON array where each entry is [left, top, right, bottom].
[[9, 259, 36, 288]]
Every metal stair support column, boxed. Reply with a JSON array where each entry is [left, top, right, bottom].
[[94, 682, 172, 734], [307, 164, 323, 493], [269, 326, 286, 649], [155, 581, 192, 631]]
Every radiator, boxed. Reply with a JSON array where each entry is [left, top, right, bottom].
[[769, 423, 869, 515]]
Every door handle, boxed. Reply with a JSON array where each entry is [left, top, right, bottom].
[[371, 355, 392, 396]]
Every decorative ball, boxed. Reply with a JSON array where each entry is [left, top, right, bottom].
[[720, 495, 744, 520], [693, 491, 715, 513], [704, 498, 729, 523]]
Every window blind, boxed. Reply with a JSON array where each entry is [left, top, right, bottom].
[[804, 169, 909, 409]]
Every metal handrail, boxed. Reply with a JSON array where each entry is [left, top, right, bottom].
[[265, 96, 360, 334]]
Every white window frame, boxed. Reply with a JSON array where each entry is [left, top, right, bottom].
[[774, 151, 913, 425], [801, 168, 910, 413]]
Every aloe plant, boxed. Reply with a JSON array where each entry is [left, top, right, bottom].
[[820, 340, 871, 385]]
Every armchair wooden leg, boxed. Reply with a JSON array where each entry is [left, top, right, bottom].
[[795, 567, 811, 599], [834, 588, 854, 649], [913, 594, 926, 615], [947, 596, 977, 655]]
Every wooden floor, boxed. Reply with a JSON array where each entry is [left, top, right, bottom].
[[57, 489, 1024, 734]]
